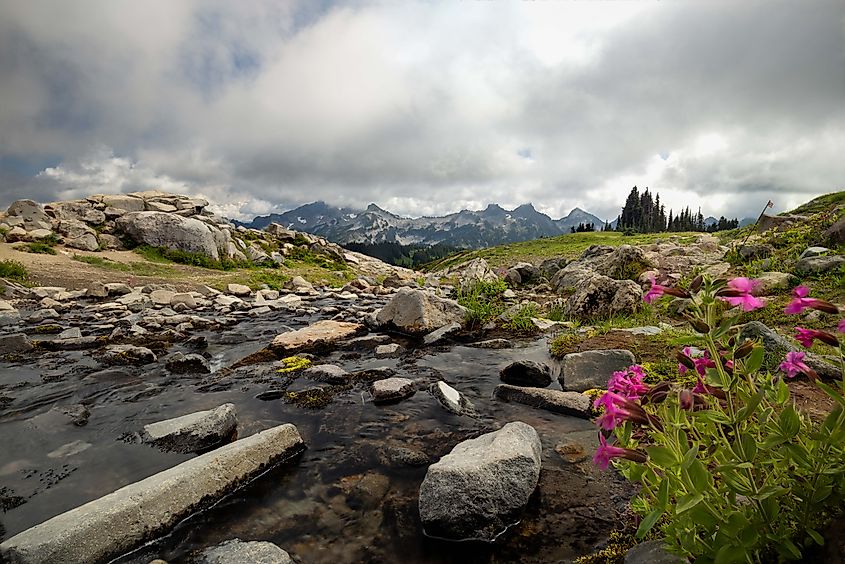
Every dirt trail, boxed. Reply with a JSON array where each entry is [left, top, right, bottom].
[[0, 243, 224, 290]]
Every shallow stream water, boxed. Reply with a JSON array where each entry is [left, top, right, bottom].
[[0, 300, 632, 563]]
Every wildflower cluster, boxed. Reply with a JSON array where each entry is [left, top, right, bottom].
[[591, 275, 845, 561]]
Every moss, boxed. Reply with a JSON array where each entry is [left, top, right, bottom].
[[276, 356, 312, 373], [31, 324, 63, 334], [573, 530, 645, 564], [283, 384, 352, 409]]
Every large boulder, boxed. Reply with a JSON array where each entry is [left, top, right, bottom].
[[563, 245, 653, 281], [270, 320, 366, 355], [456, 258, 499, 291], [562, 275, 643, 320], [139, 404, 237, 453], [418, 421, 542, 541], [499, 360, 553, 387], [560, 349, 637, 391], [6, 199, 51, 228], [58, 220, 99, 251], [115, 211, 230, 261], [795, 255, 845, 275], [48, 202, 106, 225], [824, 216, 845, 246], [375, 288, 466, 335], [92, 194, 146, 212]]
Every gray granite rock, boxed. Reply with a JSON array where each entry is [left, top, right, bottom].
[[560, 349, 636, 392], [140, 403, 237, 453], [625, 540, 685, 564], [493, 384, 591, 418], [371, 377, 415, 403], [201, 539, 293, 564], [302, 364, 351, 384], [165, 352, 211, 374], [499, 360, 554, 387], [796, 254, 845, 274], [430, 381, 476, 416]]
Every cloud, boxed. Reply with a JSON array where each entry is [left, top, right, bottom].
[[0, 0, 842, 222]]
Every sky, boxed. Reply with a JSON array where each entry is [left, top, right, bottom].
[[0, 1, 843, 222]]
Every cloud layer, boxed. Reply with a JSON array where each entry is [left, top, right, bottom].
[[1, 0, 843, 221]]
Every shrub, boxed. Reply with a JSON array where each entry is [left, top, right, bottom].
[[593, 275, 845, 561], [0, 259, 28, 281]]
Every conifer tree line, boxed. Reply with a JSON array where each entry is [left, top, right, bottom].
[[607, 186, 739, 233], [569, 222, 596, 233]]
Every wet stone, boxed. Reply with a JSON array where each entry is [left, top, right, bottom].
[[374, 343, 404, 358], [101, 344, 157, 365], [164, 352, 211, 374], [0, 333, 33, 354], [625, 540, 686, 564], [371, 377, 415, 404], [302, 364, 351, 384], [560, 349, 636, 392], [430, 381, 476, 416], [200, 539, 293, 564], [140, 403, 238, 453], [499, 360, 554, 388], [493, 384, 591, 418], [470, 338, 513, 349]]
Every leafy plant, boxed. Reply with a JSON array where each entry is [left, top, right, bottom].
[[501, 302, 541, 333], [22, 241, 57, 255], [593, 275, 845, 562], [456, 279, 508, 329], [0, 259, 28, 281]]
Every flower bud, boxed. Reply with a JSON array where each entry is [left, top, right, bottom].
[[641, 380, 671, 405], [815, 330, 840, 347], [689, 275, 703, 293], [664, 287, 692, 299], [688, 317, 711, 334], [727, 336, 737, 347], [811, 300, 840, 315], [677, 351, 696, 370], [734, 340, 755, 359], [679, 389, 694, 411], [620, 448, 648, 464], [715, 288, 743, 297]]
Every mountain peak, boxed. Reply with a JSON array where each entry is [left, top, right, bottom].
[[366, 203, 386, 213], [514, 203, 536, 212]]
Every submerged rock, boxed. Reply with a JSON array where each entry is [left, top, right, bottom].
[[499, 360, 553, 388], [422, 322, 462, 346], [201, 539, 293, 564], [164, 352, 211, 374], [418, 421, 541, 541], [140, 403, 237, 453], [101, 344, 157, 365], [302, 364, 351, 384], [270, 320, 366, 356], [560, 349, 636, 392]]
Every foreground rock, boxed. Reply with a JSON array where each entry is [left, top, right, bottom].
[[560, 349, 636, 392], [493, 384, 591, 418], [270, 320, 366, 355], [739, 321, 840, 380], [201, 539, 294, 564], [418, 421, 541, 541], [375, 288, 466, 335], [0, 423, 305, 564], [140, 404, 238, 453], [625, 540, 685, 564], [371, 377, 415, 404], [499, 360, 553, 387]]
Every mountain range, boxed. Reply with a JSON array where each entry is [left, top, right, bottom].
[[236, 201, 606, 250]]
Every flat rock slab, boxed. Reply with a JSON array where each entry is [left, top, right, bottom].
[[423, 322, 462, 346], [271, 320, 366, 356], [418, 421, 541, 541], [302, 364, 351, 384], [493, 384, 591, 418], [560, 349, 636, 392], [141, 403, 238, 453], [201, 539, 293, 564], [371, 377, 415, 403], [0, 423, 305, 564]]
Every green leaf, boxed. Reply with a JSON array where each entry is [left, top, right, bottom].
[[735, 389, 764, 422], [681, 445, 699, 469], [775, 377, 790, 404], [778, 539, 802, 560], [744, 345, 765, 373], [646, 445, 678, 467], [807, 528, 824, 546], [736, 433, 757, 462], [779, 405, 801, 438], [688, 459, 712, 491], [755, 484, 787, 500], [658, 477, 670, 509], [714, 542, 745, 564], [816, 380, 845, 405], [785, 444, 812, 467], [636, 507, 664, 539], [676, 493, 704, 514]]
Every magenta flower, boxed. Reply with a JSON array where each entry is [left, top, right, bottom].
[[593, 433, 647, 470], [794, 327, 839, 348], [779, 351, 812, 379], [839, 319, 845, 333], [593, 391, 650, 430], [692, 375, 707, 395], [643, 275, 666, 304], [607, 366, 650, 400], [719, 277, 765, 312], [784, 286, 839, 315]]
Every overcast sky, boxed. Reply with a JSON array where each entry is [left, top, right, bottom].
[[1, 1, 843, 222]]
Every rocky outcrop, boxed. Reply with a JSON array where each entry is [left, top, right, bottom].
[[418, 421, 542, 541], [116, 212, 231, 261], [739, 321, 840, 380], [562, 275, 643, 320], [375, 288, 466, 335]]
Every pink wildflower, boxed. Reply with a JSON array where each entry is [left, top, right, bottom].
[[607, 366, 650, 400], [719, 277, 765, 312], [643, 275, 666, 304], [794, 327, 839, 348], [784, 286, 840, 315], [593, 434, 630, 470], [593, 391, 650, 430], [779, 351, 813, 379], [839, 319, 845, 333]]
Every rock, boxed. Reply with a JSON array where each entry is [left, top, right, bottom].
[[150, 289, 176, 305], [0, 333, 33, 354], [96, 194, 146, 212], [738, 243, 773, 260], [102, 345, 157, 365], [418, 421, 541, 541], [104, 282, 132, 296], [422, 322, 462, 346], [52, 404, 90, 426], [302, 364, 351, 384], [165, 352, 211, 374], [563, 275, 642, 320], [58, 327, 82, 339], [27, 228, 55, 240], [796, 255, 845, 275], [50, 202, 106, 225], [753, 271, 797, 295], [0, 424, 304, 564], [215, 295, 242, 308], [226, 283, 251, 296], [265, 223, 298, 241], [140, 404, 237, 453], [824, 216, 845, 246], [625, 540, 685, 564], [170, 293, 197, 309], [0, 310, 22, 326], [201, 539, 293, 564], [799, 246, 830, 259], [346, 472, 391, 510], [470, 338, 513, 349], [614, 325, 663, 336], [455, 258, 499, 291], [560, 349, 637, 392], [87, 282, 108, 298], [57, 219, 100, 251], [757, 213, 807, 233], [430, 381, 476, 416], [287, 276, 314, 293], [270, 320, 366, 355], [374, 343, 404, 358], [371, 377, 415, 403], [6, 199, 50, 226], [499, 360, 553, 387], [375, 288, 466, 335], [146, 201, 177, 213], [493, 384, 591, 418], [739, 321, 839, 380], [5, 226, 27, 242], [116, 211, 229, 261]]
